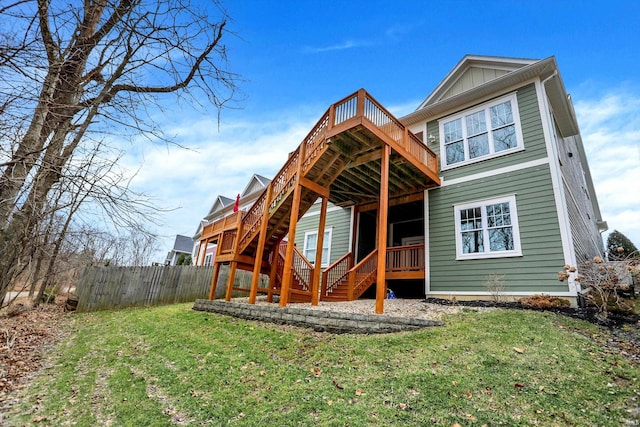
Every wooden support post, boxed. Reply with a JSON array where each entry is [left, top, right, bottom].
[[404, 127, 409, 152], [224, 212, 244, 302], [197, 239, 206, 266], [356, 89, 366, 117], [348, 270, 355, 301], [280, 141, 306, 307], [249, 184, 274, 304], [267, 245, 279, 303], [208, 261, 222, 300], [351, 205, 359, 256], [328, 104, 336, 129], [280, 183, 302, 307], [195, 240, 202, 266], [311, 196, 328, 305], [376, 143, 390, 314], [225, 261, 238, 302]]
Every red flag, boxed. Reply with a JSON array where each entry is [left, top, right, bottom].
[[233, 194, 240, 212]]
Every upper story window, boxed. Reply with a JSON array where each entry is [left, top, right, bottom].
[[454, 195, 522, 260], [440, 93, 523, 169]]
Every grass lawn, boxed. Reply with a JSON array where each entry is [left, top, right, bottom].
[[5, 303, 639, 426]]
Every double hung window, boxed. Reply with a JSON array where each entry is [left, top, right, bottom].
[[303, 229, 332, 266], [454, 195, 522, 259], [440, 94, 522, 168]]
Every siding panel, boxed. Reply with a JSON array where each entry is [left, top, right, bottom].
[[294, 203, 352, 264], [428, 164, 568, 294]]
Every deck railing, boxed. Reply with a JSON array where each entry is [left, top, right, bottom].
[[386, 244, 425, 273], [219, 230, 237, 254], [201, 211, 242, 238], [217, 89, 439, 256]]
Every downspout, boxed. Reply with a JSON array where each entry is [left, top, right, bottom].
[[541, 68, 581, 304]]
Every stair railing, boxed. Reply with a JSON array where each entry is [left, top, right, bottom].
[[274, 241, 314, 292], [349, 249, 378, 300], [321, 252, 353, 297], [291, 245, 314, 292]]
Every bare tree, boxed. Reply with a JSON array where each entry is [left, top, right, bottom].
[[0, 0, 238, 303]]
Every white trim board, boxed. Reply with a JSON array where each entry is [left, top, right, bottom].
[[437, 157, 550, 187], [423, 191, 431, 294], [535, 78, 577, 294], [426, 291, 575, 297]]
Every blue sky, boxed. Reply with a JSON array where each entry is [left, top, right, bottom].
[[132, 0, 640, 260]]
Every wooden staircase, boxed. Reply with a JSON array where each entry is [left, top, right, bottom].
[[272, 242, 314, 303], [321, 250, 378, 301], [200, 89, 440, 305]]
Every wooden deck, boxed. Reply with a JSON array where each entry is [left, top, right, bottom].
[[197, 89, 439, 313]]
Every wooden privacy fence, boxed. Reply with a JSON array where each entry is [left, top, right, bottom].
[[76, 265, 214, 312], [76, 264, 273, 312]]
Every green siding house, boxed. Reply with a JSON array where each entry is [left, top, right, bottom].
[[292, 55, 606, 304], [196, 55, 606, 307]]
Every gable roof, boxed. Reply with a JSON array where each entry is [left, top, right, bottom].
[[401, 55, 579, 136], [207, 195, 234, 217], [403, 54, 603, 226], [418, 55, 537, 108], [172, 234, 194, 253], [241, 174, 271, 198]]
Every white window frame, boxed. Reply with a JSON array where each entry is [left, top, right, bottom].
[[454, 195, 522, 260], [439, 93, 524, 170], [204, 254, 213, 266], [303, 228, 332, 267]]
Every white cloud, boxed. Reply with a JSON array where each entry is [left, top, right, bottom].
[[303, 39, 370, 54], [122, 110, 317, 260], [303, 23, 413, 55], [387, 98, 422, 118], [575, 89, 640, 248]]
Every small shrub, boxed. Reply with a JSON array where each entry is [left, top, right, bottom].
[[587, 291, 634, 315], [484, 274, 505, 302], [519, 294, 570, 309], [561, 256, 638, 319]]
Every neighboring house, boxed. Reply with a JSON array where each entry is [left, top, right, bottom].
[[165, 234, 195, 265], [195, 55, 606, 311], [193, 174, 271, 266]]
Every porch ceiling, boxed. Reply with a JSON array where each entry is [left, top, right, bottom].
[[304, 123, 439, 207]]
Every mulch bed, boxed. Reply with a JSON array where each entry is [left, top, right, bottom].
[[0, 296, 73, 405]]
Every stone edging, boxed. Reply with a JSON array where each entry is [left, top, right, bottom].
[[192, 299, 443, 334]]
